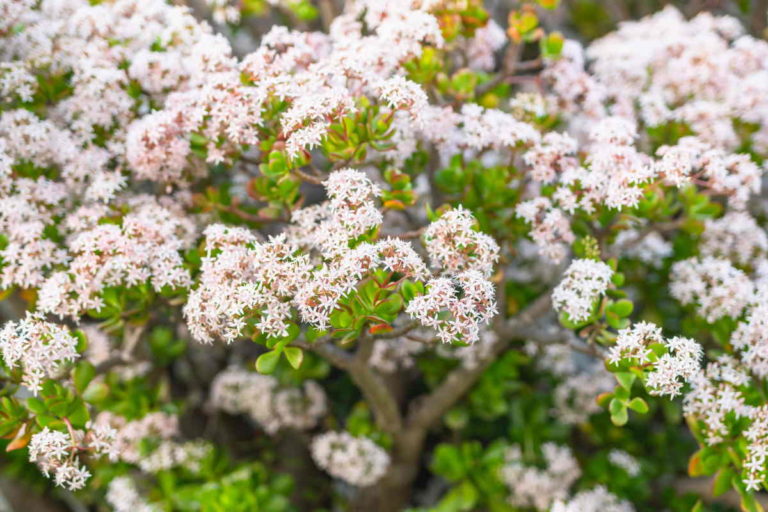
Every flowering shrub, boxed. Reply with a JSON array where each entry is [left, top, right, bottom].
[[1, 0, 768, 511]]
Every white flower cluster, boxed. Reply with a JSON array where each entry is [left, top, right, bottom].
[[683, 356, 750, 446], [138, 440, 211, 473], [461, 20, 507, 72], [400, 207, 501, 343], [0, 0, 224, 307], [608, 449, 641, 476], [209, 367, 327, 434], [743, 406, 768, 490], [645, 336, 703, 398], [552, 259, 613, 323], [553, 372, 614, 425], [607, 321, 662, 366], [92, 410, 215, 477], [324, 169, 384, 246], [293, 243, 390, 330], [186, 232, 393, 342], [0, 61, 37, 102], [205, 0, 240, 24], [28, 424, 116, 491], [667, 279, 768, 488], [186, 171, 497, 344], [106, 476, 159, 512], [732, 300, 768, 378], [376, 238, 431, 280], [0, 0, 464, 360], [457, 103, 541, 154], [516, 197, 575, 263], [377, 75, 429, 126], [551, 486, 634, 512], [310, 431, 390, 487], [659, 210, 768, 489], [523, 132, 578, 184], [512, 6, 768, 262], [38, 200, 196, 319], [654, 137, 761, 208], [518, 116, 663, 221], [289, 170, 388, 258], [405, 270, 497, 343], [184, 227, 311, 343], [517, 131, 762, 261], [126, 0, 444, 169], [510, 92, 549, 120], [608, 322, 702, 397], [683, 356, 768, 489], [423, 207, 500, 277], [583, 7, 768, 153], [500, 443, 581, 511], [0, 313, 79, 394], [94, 411, 179, 466], [700, 211, 768, 267], [670, 257, 753, 323], [28, 428, 90, 491], [578, 117, 655, 210]]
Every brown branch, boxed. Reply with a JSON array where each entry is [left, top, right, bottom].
[[354, 332, 376, 363], [405, 333, 438, 345], [94, 356, 129, 374], [299, 335, 403, 432], [514, 58, 544, 71], [372, 319, 420, 340], [292, 168, 324, 185], [295, 339, 353, 370], [94, 322, 148, 374], [348, 364, 403, 433], [239, 155, 260, 166], [475, 42, 524, 97], [380, 228, 425, 240], [351, 333, 403, 432], [751, 0, 768, 36], [516, 324, 605, 358]]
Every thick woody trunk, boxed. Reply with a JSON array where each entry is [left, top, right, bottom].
[[346, 296, 555, 511], [349, 428, 426, 512]]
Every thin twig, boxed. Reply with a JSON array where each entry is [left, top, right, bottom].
[[95, 322, 148, 374], [380, 228, 425, 240], [404, 333, 438, 345], [218, 202, 287, 224], [372, 319, 420, 340], [295, 340, 353, 370], [292, 168, 324, 185]]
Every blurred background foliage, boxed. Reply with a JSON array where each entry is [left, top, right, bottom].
[[0, 1, 766, 511]]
